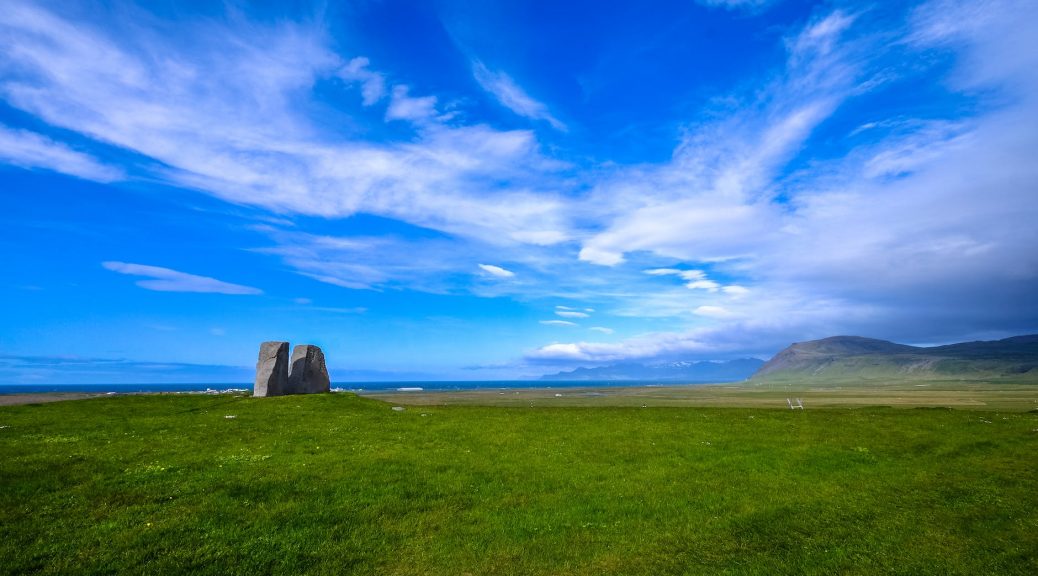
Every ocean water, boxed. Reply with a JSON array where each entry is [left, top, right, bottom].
[[0, 380, 697, 395]]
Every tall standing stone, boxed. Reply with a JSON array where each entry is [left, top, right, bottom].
[[288, 344, 331, 394], [254, 341, 289, 397]]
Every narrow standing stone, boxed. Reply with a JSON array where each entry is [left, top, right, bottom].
[[254, 341, 289, 397], [288, 344, 331, 394]]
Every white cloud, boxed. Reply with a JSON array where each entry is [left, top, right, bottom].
[[258, 228, 462, 291], [577, 245, 625, 266], [526, 336, 683, 363], [581, 202, 777, 266], [337, 57, 386, 105], [101, 262, 262, 295], [590, 326, 614, 334], [643, 268, 719, 291], [789, 11, 855, 62], [385, 85, 438, 122], [555, 305, 591, 318], [528, 338, 665, 362], [472, 61, 566, 131], [686, 280, 721, 292], [533, 2, 1038, 364], [644, 268, 682, 276], [644, 269, 706, 281], [254, 225, 591, 298], [696, 0, 774, 11], [862, 121, 970, 179], [540, 320, 577, 327], [693, 305, 731, 318], [301, 306, 367, 314], [0, 125, 122, 182], [579, 12, 859, 268], [478, 264, 515, 278], [722, 285, 750, 297], [526, 300, 865, 363], [531, 343, 585, 359], [0, 1, 572, 248]]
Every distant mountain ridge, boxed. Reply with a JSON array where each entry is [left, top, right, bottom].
[[542, 358, 764, 382], [753, 334, 1038, 381]]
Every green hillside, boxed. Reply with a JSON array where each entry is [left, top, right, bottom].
[[752, 335, 1038, 383]]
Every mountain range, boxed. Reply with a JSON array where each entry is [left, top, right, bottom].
[[538, 334, 1038, 384], [751, 334, 1038, 381]]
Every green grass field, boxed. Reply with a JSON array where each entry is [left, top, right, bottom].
[[2, 391, 1037, 575], [362, 379, 1038, 411]]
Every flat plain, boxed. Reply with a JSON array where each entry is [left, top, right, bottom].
[[1, 386, 1036, 575], [363, 379, 1038, 411]]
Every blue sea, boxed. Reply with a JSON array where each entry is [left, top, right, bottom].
[[0, 380, 698, 395]]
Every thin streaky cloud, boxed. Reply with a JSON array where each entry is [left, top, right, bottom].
[[0, 125, 122, 182], [472, 60, 566, 131], [0, 2, 572, 248], [478, 264, 516, 278], [697, 0, 775, 11], [101, 262, 262, 295], [694, 305, 732, 318]]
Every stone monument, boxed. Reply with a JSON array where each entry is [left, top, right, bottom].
[[254, 341, 289, 397], [253, 341, 331, 397], [288, 344, 331, 394]]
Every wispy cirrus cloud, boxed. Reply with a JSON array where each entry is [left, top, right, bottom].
[[554, 305, 592, 319], [478, 264, 515, 279], [472, 60, 566, 131], [644, 268, 723, 291], [696, 0, 776, 12], [0, 125, 122, 182], [578, 10, 859, 268], [0, 1, 571, 247], [536, 1, 1038, 364], [101, 262, 262, 295], [540, 320, 577, 327], [254, 225, 538, 294]]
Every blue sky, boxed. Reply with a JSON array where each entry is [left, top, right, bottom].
[[1, 0, 1037, 383]]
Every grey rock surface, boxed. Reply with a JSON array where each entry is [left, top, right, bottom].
[[254, 341, 289, 397], [288, 344, 331, 394]]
